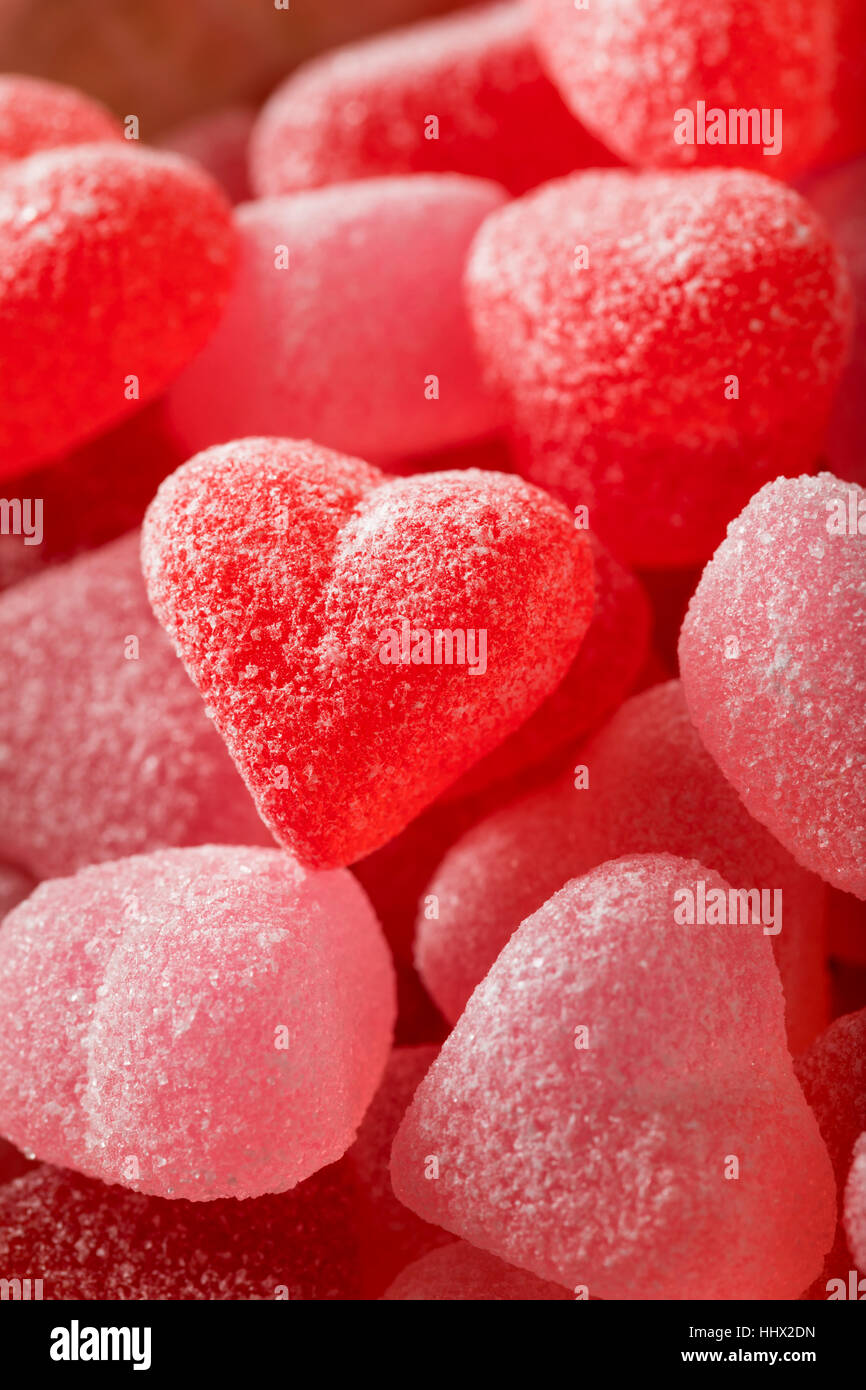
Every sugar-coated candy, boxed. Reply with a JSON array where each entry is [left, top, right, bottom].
[[531, 0, 835, 180], [802, 157, 866, 485], [0, 399, 183, 594], [0, 845, 395, 1199], [818, 0, 866, 167], [142, 439, 594, 867], [395, 854, 836, 1299], [165, 176, 506, 465], [843, 1134, 866, 1273], [466, 168, 852, 568], [0, 860, 33, 918], [440, 533, 650, 801], [0, 532, 271, 879], [0, 74, 121, 166], [347, 1045, 450, 1295], [418, 681, 828, 1052], [382, 1240, 571, 1301], [0, 144, 237, 477], [0, 1162, 360, 1298], [679, 473, 866, 900], [250, 1, 616, 200], [156, 105, 255, 204]]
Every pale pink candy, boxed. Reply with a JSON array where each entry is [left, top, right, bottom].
[[680, 473, 866, 899], [843, 1133, 866, 1272], [165, 176, 507, 465], [382, 1240, 571, 1301], [0, 845, 395, 1200], [0, 532, 272, 879], [394, 854, 836, 1299]]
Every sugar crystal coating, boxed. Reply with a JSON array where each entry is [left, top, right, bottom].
[[531, 0, 834, 179], [843, 1134, 866, 1273], [679, 473, 866, 899], [250, 1, 617, 199], [394, 854, 836, 1299], [382, 1240, 571, 1300], [0, 845, 396, 1199], [466, 168, 852, 567], [0, 143, 237, 477], [0, 532, 272, 879], [418, 681, 828, 1052], [142, 439, 594, 867], [165, 176, 507, 465], [0, 74, 121, 166], [347, 1045, 450, 1295], [0, 1162, 360, 1298]]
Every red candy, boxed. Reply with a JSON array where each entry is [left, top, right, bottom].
[[844, 1134, 866, 1273], [531, 0, 836, 179], [0, 532, 271, 879], [0, 846, 395, 1200], [250, 1, 617, 199], [0, 144, 236, 477], [466, 168, 853, 567], [142, 439, 594, 867], [0, 74, 121, 166], [0, 1162, 360, 1299], [165, 176, 507, 465]]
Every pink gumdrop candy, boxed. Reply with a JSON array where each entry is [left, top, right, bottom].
[[0, 845, 395, 1200], [530, 0, 835, 180], [156, 105, 255, 204], [347, 1045, 450, 1295], [465, 169, 852, 567], [250, 1, 617, 200], [0, 144, 237, 478], [0, 532, 272, 879], [844, 1134, 866, 1274], [395, 854, 836, 1299], [679, 473, 866, 900], [382, 1240, 571, 1301], [0, 74, 121, 166], [418, 681, 828, 1053], [164, 176, 507, 465], [142, 439, 594, 868], [0, 1161, 360, 1299]]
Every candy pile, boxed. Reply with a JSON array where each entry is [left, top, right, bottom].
[[0, 0, 863, 1302]]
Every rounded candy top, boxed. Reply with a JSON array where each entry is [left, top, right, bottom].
[[0, 74, 121, 166]]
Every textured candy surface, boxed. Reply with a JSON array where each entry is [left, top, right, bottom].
[[0, 532, 271, 879], [440, 533, 650, 800], [803, 157, 866, 485], [383, 1240, 571, 1300], [0, 74, 121, 165], [165, 176, 506, 464], [418, 681, 828, 1052], [142, 439, 594, 867], [679, 474, 866, 899], [843, 1133, 866, 1272], [0, 1162, 360, 1298], [156, 105, 254, 204], [531, 0, 834, 179], [347, 1045, 449, 1294], [0, 144, 237, 477], [395, 855, 836, 1299], [251, 1, 616, 199], [0, 845, 395, 1199], [466, 169, 852, 567]]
